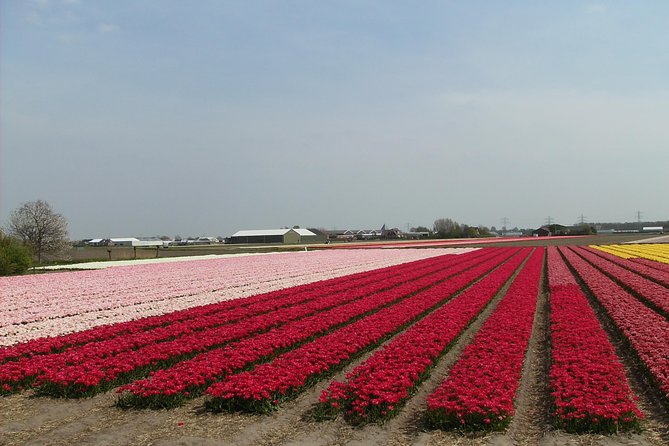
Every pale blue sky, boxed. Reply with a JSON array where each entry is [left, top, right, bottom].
[[2, 1, 668, 238]]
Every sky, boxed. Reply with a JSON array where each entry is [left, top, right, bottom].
[[1, 1, 668, 239]]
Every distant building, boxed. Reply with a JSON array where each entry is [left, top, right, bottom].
[[532, 226, 552, 237], [326, 225, 405, 241], [228, 228, 322, 244], [381, 224, 402, 239], [330, 230, 357, 241], [356, 229, 382, 240], [187, 237, 218, 245], [404, 231, 431, 240], [86, 238, 163, 247]]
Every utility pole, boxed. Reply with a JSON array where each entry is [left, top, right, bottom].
[[501, 217, 510, 232], [578, 214, 586, 225], [636, 211, 642, 231], [545, 216, 553, 226]]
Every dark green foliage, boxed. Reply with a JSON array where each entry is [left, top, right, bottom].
[[0, 231, 32, 275]]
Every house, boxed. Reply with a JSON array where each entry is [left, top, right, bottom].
[[328, 229, 357, 241], [305, 228, 328, 243], [404, 231, 431, 240], [532, 226, 552, 237], [356, 229, 382, 240], [326, 225, 404, 241], [107, 238, 163, 247], [188, 237, 218, 245], [109, 238, 138, 247], [228, 228, 320, 245], [381, 224, 403, 239]]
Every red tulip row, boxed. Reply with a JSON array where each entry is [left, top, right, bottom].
[[546, 245, 578, 287], [630, 257, 669, 274], [571, 247, 669, 315], [425, 248, 544, 431], [0, 253, 464, 364], [584, 247, 669, 288], [547, 247, 642, 433], [114, 248, 518, 408], [560, 247, 669, 402], [0, 251, 489, 396], [316, 247, 532, 423], [201, 249, 523, 414], [22, 251, 494, 397], [30, 249, 457, 369]]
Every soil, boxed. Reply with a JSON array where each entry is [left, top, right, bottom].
[[3, 249, 667, 446]]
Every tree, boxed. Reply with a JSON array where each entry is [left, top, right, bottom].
[[8, 199, 69, 263], [433, 218, 463, 238], [0, 230, 32, 275]]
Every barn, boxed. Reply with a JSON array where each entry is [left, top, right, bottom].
[[228, 228, 320, 244]]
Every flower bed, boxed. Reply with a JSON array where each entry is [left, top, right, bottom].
[[425, 248, 544, 431], [0, 249, 456, 345], [630, 258, 669, 274], [591, 244, 669, 265], [571, 247, 669, 315], [560, 247, 669, 403], [2, 250, 480, 397], [547, 247, 642, 433], [316, 248, 531, 424], [583, 246, 669, 287], [1, 250, 457, 365], [201, 249, 522, 414], [115, 248, 516, 408]]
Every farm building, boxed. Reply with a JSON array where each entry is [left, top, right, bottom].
[[228, 228, 323, 244], [86, 238, 164, 247], [532, 226, 552, 237], [642, 226, 665, 233]]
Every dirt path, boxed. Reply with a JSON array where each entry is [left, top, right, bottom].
[[486, 255, 552, 446]]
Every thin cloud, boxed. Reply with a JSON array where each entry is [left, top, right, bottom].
[[584, 3, 607, 14], [57, 33, 80, 43], [97, 23, 119, 33]]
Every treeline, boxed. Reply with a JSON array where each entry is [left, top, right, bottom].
[[431, 218, 494, 239], [596, 221, 668, 231]]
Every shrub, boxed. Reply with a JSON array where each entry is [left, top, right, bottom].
[[0, 231, 32, 275]]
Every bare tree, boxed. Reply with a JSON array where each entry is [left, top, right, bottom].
[[433, 218, 462, 237], [8, 200, 69, 263]]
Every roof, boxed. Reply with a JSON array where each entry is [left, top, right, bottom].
[[110, 238, 140, 242], [231, 229, 316, 238], [293, 228, 317, 236]]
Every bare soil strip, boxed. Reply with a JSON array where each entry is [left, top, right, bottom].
[[485, 253, 552, 446]]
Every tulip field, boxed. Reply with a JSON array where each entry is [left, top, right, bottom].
[[1, 242, 668, 446]]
